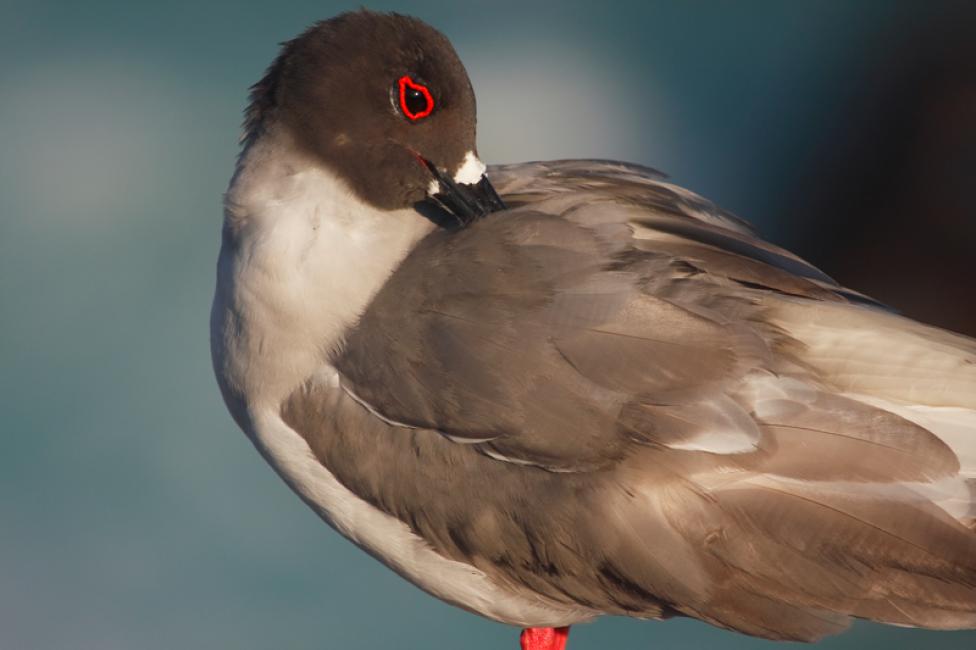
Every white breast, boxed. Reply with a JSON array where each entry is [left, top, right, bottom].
[[211, 129, 433, 411]]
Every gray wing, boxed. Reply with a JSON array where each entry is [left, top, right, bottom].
[[336, 159, 906, 470], [337, 208, 767, 470], [290, 160, 976, 640]]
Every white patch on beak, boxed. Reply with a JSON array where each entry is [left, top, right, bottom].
[[453, 151, 486, 185], [427, 178, 441, 195]]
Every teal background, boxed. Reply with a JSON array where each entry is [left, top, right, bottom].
[[2, 1, 975, 648]]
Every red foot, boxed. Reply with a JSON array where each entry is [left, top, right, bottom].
[[520, 626, 570, 650]]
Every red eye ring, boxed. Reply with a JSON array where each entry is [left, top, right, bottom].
[[397, 75, 434, 120]]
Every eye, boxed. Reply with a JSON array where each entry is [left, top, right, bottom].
[[396, 75, 434, 121]]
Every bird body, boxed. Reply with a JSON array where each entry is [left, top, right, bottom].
[[212, 10, 976, 647]]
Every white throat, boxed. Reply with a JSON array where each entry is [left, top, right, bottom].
[[211, 130, 435, 417]]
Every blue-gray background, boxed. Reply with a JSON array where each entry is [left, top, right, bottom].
[[2, 1, 975, 648]]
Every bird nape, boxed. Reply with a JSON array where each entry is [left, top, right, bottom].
[[211, 9, 976, 649]]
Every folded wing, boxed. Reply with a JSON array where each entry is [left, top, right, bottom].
[[292, 160, 976, 639]]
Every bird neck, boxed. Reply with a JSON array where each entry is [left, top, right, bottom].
[[211, 128, 435, 416]]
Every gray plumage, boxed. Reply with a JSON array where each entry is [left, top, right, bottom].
[[280, 160, 976, 641]]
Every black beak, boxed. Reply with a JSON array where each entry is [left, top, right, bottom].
[[421, 158, 506, 228]]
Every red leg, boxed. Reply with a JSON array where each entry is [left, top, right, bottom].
[[520, 626, 570, 650]]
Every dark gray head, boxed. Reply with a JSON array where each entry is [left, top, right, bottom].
[[244, 10, 504, 222]]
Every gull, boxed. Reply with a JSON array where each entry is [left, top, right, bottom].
[[210, 10, 976, 650]]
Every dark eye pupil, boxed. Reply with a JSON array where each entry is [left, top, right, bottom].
[[397, 76, 434, 120], [404, 87, 428, 115]]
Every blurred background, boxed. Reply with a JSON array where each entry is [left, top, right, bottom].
[[1, 0, 974, 648]]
